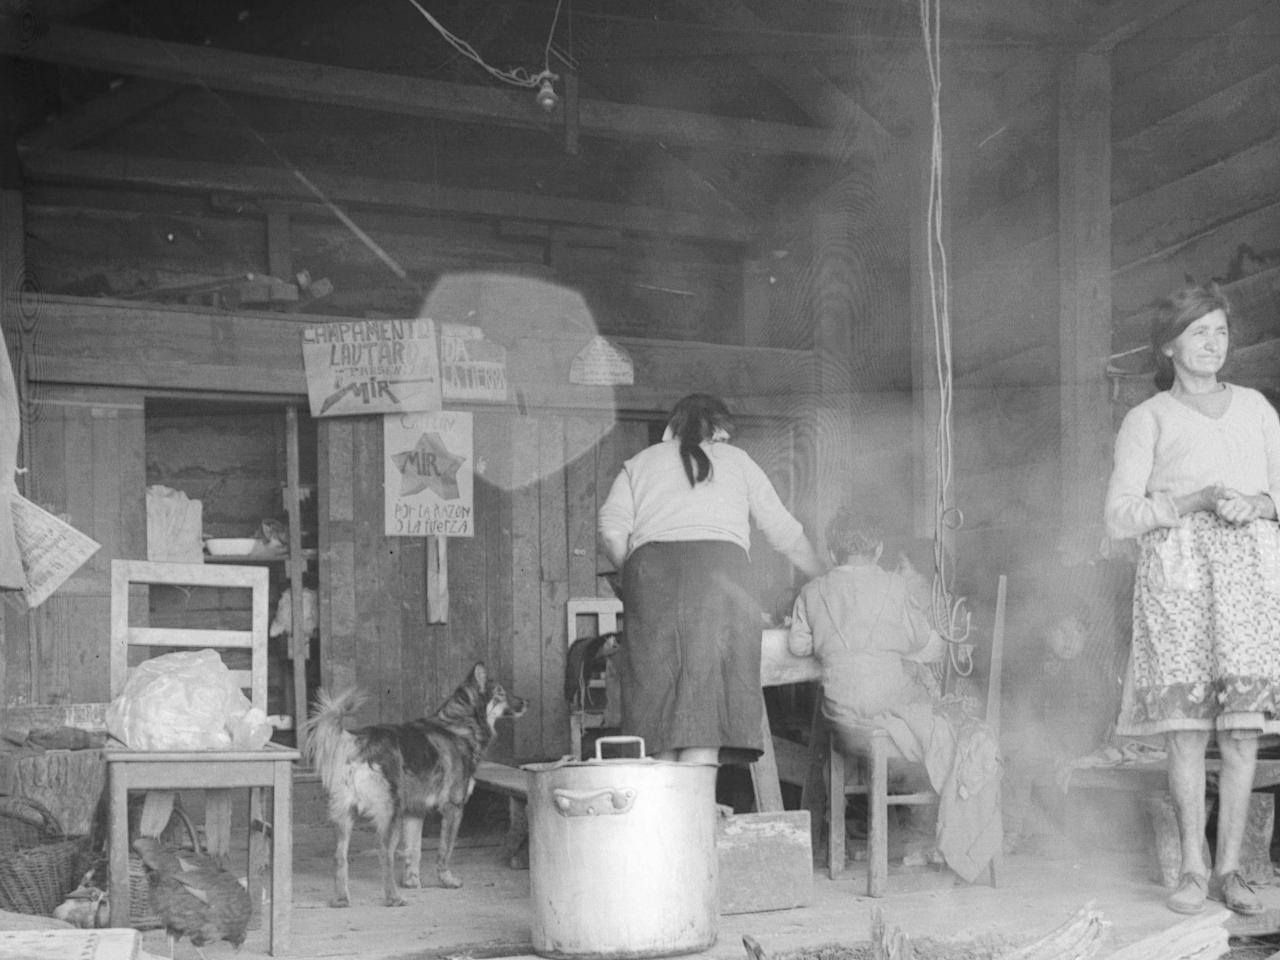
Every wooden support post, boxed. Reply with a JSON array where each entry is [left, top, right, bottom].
[[748, 707, 785, 813], [426, 535, 448, 623], [1058, 51, 1113, 558], [285, 405, 310, 754]]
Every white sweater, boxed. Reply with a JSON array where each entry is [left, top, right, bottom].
[[1104, 384, 1280, 540], [598, 439, 807, 559]]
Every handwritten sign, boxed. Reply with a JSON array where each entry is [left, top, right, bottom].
[[384, 411, 474, 537], [441, 324, 509, 403], [570, 336, 634, 386], [302, 319, 441, 417], [10, 494, 101, 608]]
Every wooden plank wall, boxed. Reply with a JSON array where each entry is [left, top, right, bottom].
[[318, 409, 644, 763], [939, 44, 1063, 593], [4, 384, 145, 707], [1109, 0, 1280, 406], [23, 182, 751, 346]]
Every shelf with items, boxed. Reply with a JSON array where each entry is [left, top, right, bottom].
[[204, 548, 318, 564]]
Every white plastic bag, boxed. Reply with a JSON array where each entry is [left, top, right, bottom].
[[105, 648, 273, 750]]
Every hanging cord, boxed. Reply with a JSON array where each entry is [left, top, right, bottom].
[[919, 0, 973, 679], [405, 0, 564, 89]]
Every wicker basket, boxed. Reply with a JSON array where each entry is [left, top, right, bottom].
[[127, 803, 201, 930], [0, 795, 89, 916]]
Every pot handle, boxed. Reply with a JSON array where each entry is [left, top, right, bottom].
[[594, 735, 645, 759], [553, 787, 637, 818]]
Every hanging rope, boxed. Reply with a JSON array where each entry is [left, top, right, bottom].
[[919, 0, 973, 678]]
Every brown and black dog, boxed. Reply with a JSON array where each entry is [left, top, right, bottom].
[[301, 662, 526, 907]]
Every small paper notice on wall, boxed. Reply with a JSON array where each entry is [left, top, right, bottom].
[[10, 494, 101, 608], [441, 324, 509, 403], [569, 336, 634, 386]]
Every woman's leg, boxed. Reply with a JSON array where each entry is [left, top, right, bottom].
[[1166, 729, 1211, 876], [1212, 732, 1258, 877]]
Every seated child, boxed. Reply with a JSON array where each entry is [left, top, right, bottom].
[[789, 508, 1002, 882]]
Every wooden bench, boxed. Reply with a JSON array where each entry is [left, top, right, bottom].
[[474, 761, 529, 866]]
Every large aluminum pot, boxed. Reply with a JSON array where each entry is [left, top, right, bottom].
[[524, 737, 718, 960]]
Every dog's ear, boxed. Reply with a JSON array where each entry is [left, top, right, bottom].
[[470, 662, 488, 686]]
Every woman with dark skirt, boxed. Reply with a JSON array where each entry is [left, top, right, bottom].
[[597, 393, 824, 764]]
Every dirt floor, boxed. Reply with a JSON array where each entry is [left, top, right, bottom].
[[121, 798, 1280, 960]]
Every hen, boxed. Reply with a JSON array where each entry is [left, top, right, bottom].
[[132, 836, 252, 959], [564, 630, 622, 707]]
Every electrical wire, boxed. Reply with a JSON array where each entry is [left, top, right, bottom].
[[919, 0, 973, 679], [404, 0, 563, 89]]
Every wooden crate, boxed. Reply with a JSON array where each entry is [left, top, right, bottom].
[[717, 810, 812, 915]]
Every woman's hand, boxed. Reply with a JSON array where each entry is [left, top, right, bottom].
[[1175, 484, 1226, 516], [1214, 488, 1274, 524]]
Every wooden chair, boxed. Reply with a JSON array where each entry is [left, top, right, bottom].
[[104, 560, 299, 955], [827, 574, 1007, 897], [566, 597, 623, 760]]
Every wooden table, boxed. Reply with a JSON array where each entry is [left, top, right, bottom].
[[105, 743, 299, 956], [751, 628, 821, 812]]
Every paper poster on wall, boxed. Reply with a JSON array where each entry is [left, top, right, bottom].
[[569, 336, 634, 385], [10, 494, 101, 608], [384, 411, 474, 538], [441, 323, 509, 403], [301, 318, 442, 417]]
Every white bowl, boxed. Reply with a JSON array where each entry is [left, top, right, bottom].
[[205, 537, 258, 556]]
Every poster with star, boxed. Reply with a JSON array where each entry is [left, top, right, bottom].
[[384, 410, 474, 537]]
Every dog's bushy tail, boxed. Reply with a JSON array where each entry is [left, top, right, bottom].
[[300, 687, 364, 797]]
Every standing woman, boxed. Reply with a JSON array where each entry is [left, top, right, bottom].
[[598, 394, 824, 764], [1105, 283, 1280, 916]]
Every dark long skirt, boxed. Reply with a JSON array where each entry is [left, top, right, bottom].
[[618, 540, 763, 762]]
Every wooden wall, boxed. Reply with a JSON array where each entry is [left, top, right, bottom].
[[22, 180, 754, 347], [935, 0, 1280, 639], [935, 40, 1064, 598], [3, 383, 144, 706], [3, 295, 826, 760], [314, 409, 812, 763], [1109, 0, 1280, 407]]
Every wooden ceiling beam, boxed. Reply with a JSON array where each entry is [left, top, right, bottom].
[[0, 16, 849, 160], [19, 149, 753, 243], [674, 0, 894, 160], [20, 78, 182, 151]]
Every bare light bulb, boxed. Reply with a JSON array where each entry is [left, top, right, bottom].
[[535, 78, 558, 112]]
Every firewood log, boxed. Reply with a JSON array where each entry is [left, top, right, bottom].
[[1001, 905, 1109, 960]]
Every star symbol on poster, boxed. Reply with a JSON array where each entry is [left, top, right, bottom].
[[391, 431, 464, 499]]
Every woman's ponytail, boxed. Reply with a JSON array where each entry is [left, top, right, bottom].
[[666, 394, 734, 487]]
